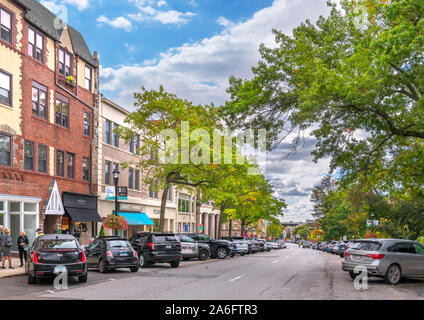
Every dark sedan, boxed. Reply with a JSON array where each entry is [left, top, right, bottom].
[[26, 234, 87, 284], [85, 236, 139, 273]]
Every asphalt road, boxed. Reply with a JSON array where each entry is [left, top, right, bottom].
[[2, 244, 424, 300]]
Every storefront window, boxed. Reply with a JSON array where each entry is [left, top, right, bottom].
[[10, 214, 20, 251], [24, 202, 37, 212], [9, 201, 20, 212], [0, 213, 3, 225], [24, 214, 37, 247], [0, 201, 3, 211]]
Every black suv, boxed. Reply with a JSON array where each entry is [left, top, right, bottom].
[[186, 233, 230, 259], [129, 232, 182, 268], [85, 236, 139, 273]]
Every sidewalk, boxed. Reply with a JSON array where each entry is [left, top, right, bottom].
[[0, 257, 26, 278]]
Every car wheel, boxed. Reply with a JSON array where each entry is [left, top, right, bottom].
[[216, 247, 227, 259], [183, 257, 190, 261], [139, 253, 149, 268], [130, 266, 139, 273], [385, 264, 401, 285], [98, 259, 107, 273], [27, 271, 36, 284], [199, 250, 208, 261], [240, 253, 245, 256], [78, 273, 88, 283], [170, 261, 180, 268]]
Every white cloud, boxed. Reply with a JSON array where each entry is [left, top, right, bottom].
[[217, 16, 233, 27], [62, 0, 89, 11], [97, 15, 133, 32], [128, 0, 195, 25], [41, 0, 90, 11]]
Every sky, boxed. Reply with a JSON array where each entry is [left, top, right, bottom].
[[40, 0, 334, 222]]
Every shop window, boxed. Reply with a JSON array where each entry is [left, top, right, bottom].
[[24, 214, 37, 248], [0, 201, 3, 211], [9, 201, 20, 212], [10, 213, 20, 251], [24, 202, 37, 212]]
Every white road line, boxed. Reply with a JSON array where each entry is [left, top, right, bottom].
[[272, 260, 279, 264], [229, 274, 247, 282], [46, 290, 55, 294], [108, 278, 116, 281]]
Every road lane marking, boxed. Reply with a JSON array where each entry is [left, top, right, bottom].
[[108, 278, 116, 281], [229, 274, 246, 282], [272, 260, 279, 264], [46, 290, 55, 294]]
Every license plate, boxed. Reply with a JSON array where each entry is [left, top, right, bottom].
[[166, 245, 171, 249], [119, 252, 129, 256], [354, 255, 363, 261], [53, 266, 67, 274]]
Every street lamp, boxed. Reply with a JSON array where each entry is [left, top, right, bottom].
[[113, 168, 120, 236], [371, 213, 375, 235]]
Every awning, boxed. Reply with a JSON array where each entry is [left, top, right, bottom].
[[119, 212, 155, 226], [65, 207, 102, 222]]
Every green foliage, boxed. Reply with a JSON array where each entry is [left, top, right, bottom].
[[294, 225, 311, 240], [98, 225, 105, 238]]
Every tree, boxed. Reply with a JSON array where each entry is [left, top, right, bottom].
[[310, 175, 337, 219], [294, 225, 311, 240], [266, 218, 284, 239], [222, 0, 424, 194]]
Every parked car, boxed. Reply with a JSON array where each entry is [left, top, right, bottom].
[[246, 239, 260, 253], [265, 241, 273, 251], [197, 241, 211, 260], [271, 242, 280, 250], [337, 241, 349, 257], [85, 236, 139, 273], [342, 239, 424, 285], [176, 234, 199, 261], [187, 233, 231, 259], [258, 239, 266, 252], [26, 234, 88, 284], [130, 232, 182, 268], [301, 241, 311, 249], [219, 237, 249, 257]]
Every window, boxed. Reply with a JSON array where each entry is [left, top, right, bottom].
[[58, 48, 71, 76], [28, 27, 44, 63], [82, 157, 89, 181], [67, 153, 75, 179], [0, 133, 11, 166], [0, 70, 11, 106], [83, 112, 90, 136], [105, 161, 111, 185], [128, 168, 133, 189], [149, 184, 158, 199], [113, 123, 119, 147], [24, 141, 34, 170], [84, 66, 92, 91], [414, 243, 424, 254], [350, 241, 382, 251], [134, 169, 139, 190], [135, 135, 140, 155], [168, 185, 172, 201], [32, 82, 47, 119], [387, 242, 415, 254], [113, 162, 119, 171], [129, 136, 134, 153], [178, 194, 190, 213], [38, 145, 47, 173], [105, 120, 111, 144], [0, 8, 11, 44], [55, 98, 69, 128], [56, 150, 64, 177]]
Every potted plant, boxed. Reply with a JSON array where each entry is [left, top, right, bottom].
[[66, 75, 76, 86], [103, 214, 129, 233]]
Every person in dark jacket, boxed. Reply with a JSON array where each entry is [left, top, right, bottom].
[[17, 231, 29, 267], [1, 228, 13, 269]]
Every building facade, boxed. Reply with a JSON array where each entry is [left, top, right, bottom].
[[98, 97, 221, 239], [0, 0, 99, 248]]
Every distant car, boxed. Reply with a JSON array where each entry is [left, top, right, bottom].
[[130, 232, 182, 268], [258, 239, 266, 252], [301, 241, 311, 249], [176, 234, 199, 261], [85, 236, 139, 273], [246, 239, 260, 253], [220, 237, 249, 256], [337, 241, 349, 257], [26, 234, 88, 284], [265, 241, 273, 251], [187, 233, 231, 259], [271, 242, 280, 250], [342, 239, 424, 285]]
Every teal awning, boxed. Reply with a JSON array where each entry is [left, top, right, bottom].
[[119, 212, 155, 225]]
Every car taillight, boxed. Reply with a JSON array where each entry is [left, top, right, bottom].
[[344, 251, 351, 257], [133, 250, 138, 257], [78, 251, 86, 263], [365, 254, 385, 259], [33, 252, 42, 264], [148, 243, 155, 251], [106, 250, 113, 257]]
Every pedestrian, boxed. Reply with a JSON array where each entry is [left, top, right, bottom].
[[36, 228, 44, 237], [0, 225, 4, 263], [1, 228, 14, 269], [17, 231, 29, 267]]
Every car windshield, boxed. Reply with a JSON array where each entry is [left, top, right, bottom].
[[108, 240, 131, 248], [350, 241, 382, 251], [154, 235, 178, 242], [39, 239, 78, 249]]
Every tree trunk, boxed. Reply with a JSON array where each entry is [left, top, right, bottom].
[[159, 183, 169, 232], [240, 220, 245, 237], [196, 188, 201, 233], [228, 219, 232, 237], [217, 203, 225, 239]]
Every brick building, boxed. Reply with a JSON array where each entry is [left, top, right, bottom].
[[0, 0, 99, 248]]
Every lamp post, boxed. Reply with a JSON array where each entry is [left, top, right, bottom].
[[371, 213, 375, 235], [113, 168, 120, 236]]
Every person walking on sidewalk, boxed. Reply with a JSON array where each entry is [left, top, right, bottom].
[[1, 228, 14, 269], [17, 231, 29, 267]]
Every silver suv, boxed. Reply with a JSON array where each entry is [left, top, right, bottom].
[[342, 239, 424, 285]]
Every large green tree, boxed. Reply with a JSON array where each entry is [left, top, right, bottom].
[[222, 0, 423, 193]]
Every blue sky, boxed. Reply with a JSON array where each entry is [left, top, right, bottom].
[[40, 0, 334, 222]]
